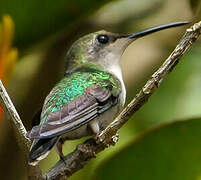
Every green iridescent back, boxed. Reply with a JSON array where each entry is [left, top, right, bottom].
[[40, 67, 121, 124]]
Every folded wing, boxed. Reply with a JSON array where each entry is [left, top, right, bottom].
[[27, 84, 119, 139]]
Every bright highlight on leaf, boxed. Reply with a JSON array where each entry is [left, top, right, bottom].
[[0, 15, 18, 122]]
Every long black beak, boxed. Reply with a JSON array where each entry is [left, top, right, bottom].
[[121, 22, 189, 39]]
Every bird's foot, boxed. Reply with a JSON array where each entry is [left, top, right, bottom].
[[56, 138, 66, 165], [59, 154, 66, 165], [93, 133, 99, 142]]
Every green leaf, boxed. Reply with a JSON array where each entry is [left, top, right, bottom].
[[0, 0, 115, 48], [94, 117, 201, 180]]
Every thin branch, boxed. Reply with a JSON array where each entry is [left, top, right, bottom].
[[0, 80, 43, 180], [0, 80, 30, 151], [44, 21, 201, 180]]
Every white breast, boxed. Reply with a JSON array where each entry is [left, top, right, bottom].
[[108, 64, 126, 108]]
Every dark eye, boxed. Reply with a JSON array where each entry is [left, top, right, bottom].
[[97, 34, 109, 44]]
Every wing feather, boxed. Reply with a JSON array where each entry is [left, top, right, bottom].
[[28, 84, 119, 139]]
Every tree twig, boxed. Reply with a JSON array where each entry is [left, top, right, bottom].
[[44, 21, 201, 180], [0, 21, 200, 180], [0, 80, 30, 151], [0, 80, 43, 180]]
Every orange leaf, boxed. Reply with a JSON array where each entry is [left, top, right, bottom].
[[0, 15, 15, 84], [0, 15, 17, 123]]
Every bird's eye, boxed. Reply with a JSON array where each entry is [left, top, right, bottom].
[[97, 34, 109, 44]]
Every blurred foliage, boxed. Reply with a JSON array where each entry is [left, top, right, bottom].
[[94, 118, 201, 180], [190, 0, 201, 18], [0, 15, 17, 84], [0, 0, 200, 180], [91, 0, 165, 31], [0, 0, 117, 48], [0, 15, 17, 122], [133, 45, 201, 131]]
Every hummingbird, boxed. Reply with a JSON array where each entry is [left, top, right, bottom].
[[27, 22, 188, 165]]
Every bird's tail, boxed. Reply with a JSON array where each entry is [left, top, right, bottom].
[[28, 136, 59, 166]]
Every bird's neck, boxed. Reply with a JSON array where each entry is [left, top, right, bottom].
[[66, 63, 123, 82], [107, 63, 123, 83]]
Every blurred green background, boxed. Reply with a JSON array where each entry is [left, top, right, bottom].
[[0, 0, 200, 179]]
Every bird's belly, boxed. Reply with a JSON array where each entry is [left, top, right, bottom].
[[61, 124, 89, 140], [62, 102, 123, 140]]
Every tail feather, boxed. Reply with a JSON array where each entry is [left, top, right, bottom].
[[28, 136, 59, 165]]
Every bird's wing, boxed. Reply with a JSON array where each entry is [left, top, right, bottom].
[[27, 72, 121, 139]]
